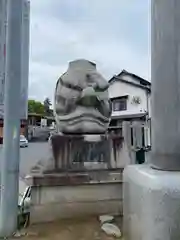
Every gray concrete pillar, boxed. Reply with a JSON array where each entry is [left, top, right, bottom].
[[123, 1, 180, 239], [21, 0, 30, 119], [0, 0, 23, 236], [151, 0, 180, 170]]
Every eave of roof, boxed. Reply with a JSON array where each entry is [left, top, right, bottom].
[[111, 112, 148, 120], [109, 76, 151, 92], [120, 69, 151, 85], [109, 69, 151, 86]]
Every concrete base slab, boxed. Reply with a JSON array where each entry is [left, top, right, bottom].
[[123, 164, 180, 240]]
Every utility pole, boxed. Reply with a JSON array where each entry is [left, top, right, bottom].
[[0, 0, 7, 116], [21, 0, 30, 119], [0, 0, 23, 237]]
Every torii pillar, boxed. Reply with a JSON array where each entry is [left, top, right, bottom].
[[123, 0, 180, 239]]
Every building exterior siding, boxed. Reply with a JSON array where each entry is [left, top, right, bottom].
[[108, 79, 150, 119]]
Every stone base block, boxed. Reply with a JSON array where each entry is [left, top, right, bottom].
[[30, 182, 122, 224], [27, 170, 123, 224], [123, 164, 180, 240]]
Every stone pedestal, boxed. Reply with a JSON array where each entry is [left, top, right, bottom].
[[123, 165, 180, 240], [49, 134, 111, 171], [26, 169, 123, 224], [28, 134, 126, 223], [30, 134, 126, 174]]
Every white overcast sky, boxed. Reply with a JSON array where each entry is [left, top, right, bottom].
[[28, 0, 151, 102]]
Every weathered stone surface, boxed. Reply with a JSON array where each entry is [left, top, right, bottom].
[[26, 169, 123, 187], [49, 134, 111, 171], [30, 133, 125, 173], [29, 180, 123, 224], [30, 60, 114, 173], [27, 60, 124, 227], [54, 59, 111, 134]]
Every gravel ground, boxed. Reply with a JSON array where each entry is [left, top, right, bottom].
[[13, 217, 123, 240]]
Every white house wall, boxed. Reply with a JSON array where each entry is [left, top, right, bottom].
[[108, 80, 149, 118]]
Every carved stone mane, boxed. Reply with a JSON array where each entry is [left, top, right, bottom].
[[54, 59, 111, 134]]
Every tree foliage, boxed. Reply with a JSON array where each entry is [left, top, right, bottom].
[[43, 97, 52, 116], [28, 98, 53, 116], [28, 99, 45, 115]]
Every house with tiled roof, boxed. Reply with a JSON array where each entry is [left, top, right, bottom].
[[108, 70, 151, 163]]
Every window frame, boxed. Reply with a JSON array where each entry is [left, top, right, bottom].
[[112, 96, 128, 112]]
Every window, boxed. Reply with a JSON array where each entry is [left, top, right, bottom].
[[112, 97, 127, 111]]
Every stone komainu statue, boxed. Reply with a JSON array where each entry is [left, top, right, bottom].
[[54, 59, 111, 134], [31, 60, 112, 173]]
